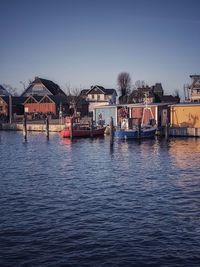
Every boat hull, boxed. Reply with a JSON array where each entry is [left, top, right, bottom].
[[114, 127, 156, 139], [61, 128, 105, 138]]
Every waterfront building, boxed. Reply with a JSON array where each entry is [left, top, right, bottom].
[[94, 103, 170, 127], [81, 85, 117, 113], [188, 75, 200, 102], [21, 77, 66, 98], [170, 103, 200, 128], [20, 77, 69, 117]]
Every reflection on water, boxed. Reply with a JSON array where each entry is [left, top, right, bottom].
[[0, 132, 200, 266]]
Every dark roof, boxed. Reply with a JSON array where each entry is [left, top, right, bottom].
[[80, 89, 89, 96], [0, 85, 10, 96], [160, 95, 180, 103], [21, 77, 67, 97], [38, 78, 66, 96], [12, 97, 27, 105], [23, 95, 69, 105], [48, 95, 68, 105], [28, 95, 43, 102], [1, 96, 26, 105], [81, 85, 117, 96]]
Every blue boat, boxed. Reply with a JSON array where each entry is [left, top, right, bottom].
[[114, 125, 157, 139], [114, 96, 157, 140]]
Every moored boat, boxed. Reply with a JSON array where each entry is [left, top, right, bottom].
[[61, 116, 105, 138], [114, 95, 157, 140], [114, 124, 157, 139]]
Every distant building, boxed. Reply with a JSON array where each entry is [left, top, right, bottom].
[[81, 85, 117, 113], [129, 83, 164, 104], [160, 95, 180, 104], [0, 96, 26, 121], [188, 75, 200, 102], [23, 95, 69, 117], [21, 77, 69, 117], [152, 83, 164, 102], [21, 77, 67, 97]]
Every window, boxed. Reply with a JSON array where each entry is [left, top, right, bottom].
[[97, 94, 100, 101]]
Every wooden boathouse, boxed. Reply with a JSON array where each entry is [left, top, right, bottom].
[[170, 103, 200, 137]]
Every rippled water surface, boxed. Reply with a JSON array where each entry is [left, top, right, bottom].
[[0, 131, 200, 266]]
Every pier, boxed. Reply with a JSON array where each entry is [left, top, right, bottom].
[[0, 121, 65, 132]]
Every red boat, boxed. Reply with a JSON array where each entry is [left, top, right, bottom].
[[60, 116, 105, 138]]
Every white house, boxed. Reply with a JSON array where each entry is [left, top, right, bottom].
[[81, 85, 117, 113]]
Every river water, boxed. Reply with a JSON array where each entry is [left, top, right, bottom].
[[0, 131, 200, 266]]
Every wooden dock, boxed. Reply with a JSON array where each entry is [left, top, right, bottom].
[[0, 122, 65, 132]]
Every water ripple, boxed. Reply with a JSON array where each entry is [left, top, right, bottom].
[[0, 132, 200, 266]]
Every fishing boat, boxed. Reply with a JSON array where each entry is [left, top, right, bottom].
[[114, 95, 157, 140], [114, 122, 157, 139], [61, 116, 105, 138]]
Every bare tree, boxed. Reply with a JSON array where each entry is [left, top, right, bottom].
[[117, 72, 131, 104], [117, 72, 131, 97], [65, 84, 82, 116], [2, 84, 19, 96], [134, 80, 146, 89]]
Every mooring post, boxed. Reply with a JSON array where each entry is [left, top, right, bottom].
[[165, 119, 169, 140], [45, 116, 49, 139], [137, 119, 141, 139], [70, 117, 73, 139], [110, 116, 114, 145], [23, 114, 27, 141], [90, 119, 93, 137]]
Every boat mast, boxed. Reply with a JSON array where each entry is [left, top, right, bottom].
[[141, 92, 154, 126]]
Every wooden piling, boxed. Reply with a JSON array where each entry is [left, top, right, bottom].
[[110, 116, 114, 145], [70, 117, 73, 139], [165, 120, 169, 140], [137, 119, 141, 139], [45, 117, 49, 139], [90, 120, 93, 137], [23, 114, 27, 141]]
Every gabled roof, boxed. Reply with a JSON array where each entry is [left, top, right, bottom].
[[0, 85, 10, 96], [21, 77, 67, 97], [81, 85, 117, 96], [23, 95, 43, 104]]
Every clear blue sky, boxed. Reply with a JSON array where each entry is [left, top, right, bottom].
[[1, 0, 200, 98]]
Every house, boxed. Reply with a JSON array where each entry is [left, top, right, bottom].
[[21, 77, 69, 117], [188, 75, 200, 102], [81, 85, 117, 113], [129, 83, 164, 104], [21, 77, 66, 97], [23, 95, 69, 118]]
